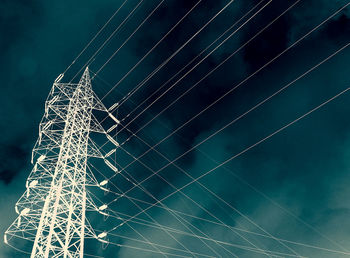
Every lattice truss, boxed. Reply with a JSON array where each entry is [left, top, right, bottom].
[[3, 68, 115, 257]]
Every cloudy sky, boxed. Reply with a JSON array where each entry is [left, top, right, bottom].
[[1, 0, 350, 257]]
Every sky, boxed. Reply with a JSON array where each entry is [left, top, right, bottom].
[[1, 0, 350, 257]]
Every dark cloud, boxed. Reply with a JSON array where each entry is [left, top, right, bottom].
[[0, 143, 28, 184], [2, 0, 350, 257]]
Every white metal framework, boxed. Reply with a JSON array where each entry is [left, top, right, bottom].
[[4, 68, 106, 257]]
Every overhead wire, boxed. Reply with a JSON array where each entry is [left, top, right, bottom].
[[93, 0, 204, 80], [92, 3, 350, 252], [99, 0, 238, 101], [100, 209, 302, 257], [103, 79, 350, 251], [99, 0, 296, 149], [89, 158, 239, 257], [102, 0, 349, 192], [113, 0, 268, 121], [99, 26, 350, 257], [89, 161, 223, 257]]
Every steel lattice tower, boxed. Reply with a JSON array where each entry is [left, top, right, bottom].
[[4, 67, 107, 257]]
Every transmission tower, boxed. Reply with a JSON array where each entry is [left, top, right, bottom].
[[4, 67, 109, 257]]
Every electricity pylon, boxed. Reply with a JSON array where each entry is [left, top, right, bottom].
[[4, 67, 108, 257]]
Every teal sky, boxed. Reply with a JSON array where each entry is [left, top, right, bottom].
[[1, 0, 350, 257]]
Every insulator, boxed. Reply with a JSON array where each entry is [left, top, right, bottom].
[[106, 135, 119, 147], [104, 159, 118, 172], [49, 95, 58, 105], [106, 124, 118, 133], [98, 205, 107, 211], [54, 73, 64, 83], [105, 149, 116, 158], [108, 113, 120, 124], [42, 120, 52, 131], [29, 180, 38, 188], [38, 132, 42, 145], [4, 234, 8, 244], [15, 205, 19, 214], [99, 180, 108, 186], [108, 103, 119, 112], [27, 189, 30, 197], [20, 208, 30, 216], [17, 217, 21, 227], [98, 232, 107, 239], [37, 155, 46, 163]]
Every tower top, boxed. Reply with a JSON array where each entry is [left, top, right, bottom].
[[78, 66, 91, 88]]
